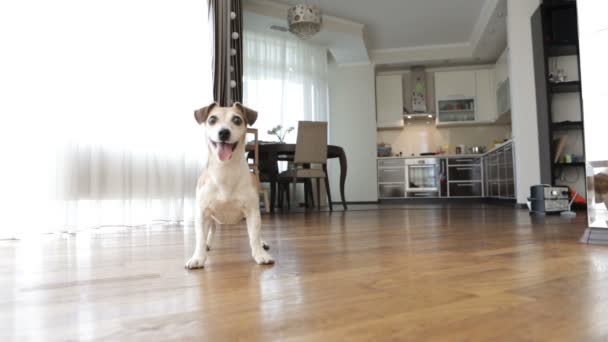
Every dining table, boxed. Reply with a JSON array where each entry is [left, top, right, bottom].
[[254, 143, 347, 212]]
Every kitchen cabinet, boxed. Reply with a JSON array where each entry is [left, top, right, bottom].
[[448, 165, 482, 181], [376, 143, 516, 201], [447, 157, 484, 197], [484, 142, 515, 199], [379, 184, 405, 198], [378, 168, 405, 183], [436, 98, 476, 125], [475, 69, 498, 123], [447, 157, 482, 165], [434, 68, 504, 126], [434, 70, 476, 99], [449, 182, 483, 197], [376, 75, 403, 128], [377, 158, 405, 199]]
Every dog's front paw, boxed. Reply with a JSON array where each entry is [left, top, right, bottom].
[[185, 254, 207, 269], [253, 250, 274, 265]]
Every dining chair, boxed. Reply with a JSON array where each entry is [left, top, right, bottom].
[[278, 163, 315, 210], [278, 121, 330, 210], [246, 128, 270, 213]]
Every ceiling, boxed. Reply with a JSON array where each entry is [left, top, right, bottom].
[[276, 0, 487, 51], [244, 0, 508, 66]]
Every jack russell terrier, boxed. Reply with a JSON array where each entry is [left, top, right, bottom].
[[185, 102, 274, 269]]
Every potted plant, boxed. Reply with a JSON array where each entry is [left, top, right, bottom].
[[267, 125, 294, 143]]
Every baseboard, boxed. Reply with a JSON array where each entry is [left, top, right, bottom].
[[331, 201, 379, 205], [484, 198, 519, 207], [580, 228, 608, 245], [378, 198, 486, 204]]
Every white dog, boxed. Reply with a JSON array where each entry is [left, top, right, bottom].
[[185, 102, 274, 269]]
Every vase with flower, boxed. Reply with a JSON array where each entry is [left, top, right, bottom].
[[267, 125, 294, 143]]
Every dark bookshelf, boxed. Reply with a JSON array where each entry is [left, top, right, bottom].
[[543, 2, 576, 11], [552, 121, 583, 130], [547, 43, 578, 57], [550, 80, 581, 93], [533, 0, 586, 195], [553, 162, 585, 167]]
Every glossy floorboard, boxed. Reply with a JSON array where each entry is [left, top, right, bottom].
[[1, 206, 606, 341]]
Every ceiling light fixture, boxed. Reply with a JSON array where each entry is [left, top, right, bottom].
[[287, 4, 322, 40], [427, 114, 433, 118]]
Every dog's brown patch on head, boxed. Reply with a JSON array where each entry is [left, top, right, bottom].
[[194, 102, 218, 125], [233, 102, 258, 126]]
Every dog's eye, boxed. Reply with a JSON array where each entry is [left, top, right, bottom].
[[231, 116, 243, 126], [208, 116, 217, 125]]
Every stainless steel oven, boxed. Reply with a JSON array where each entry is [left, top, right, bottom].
[[406, 158, 439, 194]]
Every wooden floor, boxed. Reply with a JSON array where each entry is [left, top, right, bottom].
[[1, 205, 607, 341]]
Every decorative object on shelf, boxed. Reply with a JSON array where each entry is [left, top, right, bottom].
[[556, 68, 567, 82], [267, 125, 294, 143], [553, 136, 568, 163], [287, 4, 322, 40], [548, 58, 568, 83]]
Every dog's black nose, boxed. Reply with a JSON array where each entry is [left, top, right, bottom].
[[218, 129, 231, 142]]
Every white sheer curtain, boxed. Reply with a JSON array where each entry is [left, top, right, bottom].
[[0, 0, 211, 238], [243, 30, 328, 142]]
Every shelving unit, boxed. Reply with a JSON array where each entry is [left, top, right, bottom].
[[553, 162, 585, 167], [547, 43, 578, 57], [550, 80, 580, 93], [532, 0, 586, 199], [551, 121, 583, 130]]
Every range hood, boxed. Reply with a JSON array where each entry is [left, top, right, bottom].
[[404, 112, 435, 120], [404, 67, 435, 121]]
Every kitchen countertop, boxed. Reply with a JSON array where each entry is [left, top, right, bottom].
[[377, 139, 513, 160]]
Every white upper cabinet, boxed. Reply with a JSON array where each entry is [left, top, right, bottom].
[[475, 69, 498, 123], [376, 75, 403, 128], [434, 70, 476, 99], [495, 48, 510, 87], [434, 68, 499, 125]]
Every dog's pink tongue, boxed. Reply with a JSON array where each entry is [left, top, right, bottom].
[[218, 143, 233, 161]]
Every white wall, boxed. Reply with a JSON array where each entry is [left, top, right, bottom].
[[507, 0, 541, 204], [328, 63, 378, 202]]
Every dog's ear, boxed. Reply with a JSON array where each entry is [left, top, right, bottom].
[[233, 102, 258, 126], [194, 102, 218, 125]]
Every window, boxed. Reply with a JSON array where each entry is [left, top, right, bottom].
[[243, 30, 328, 142]]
